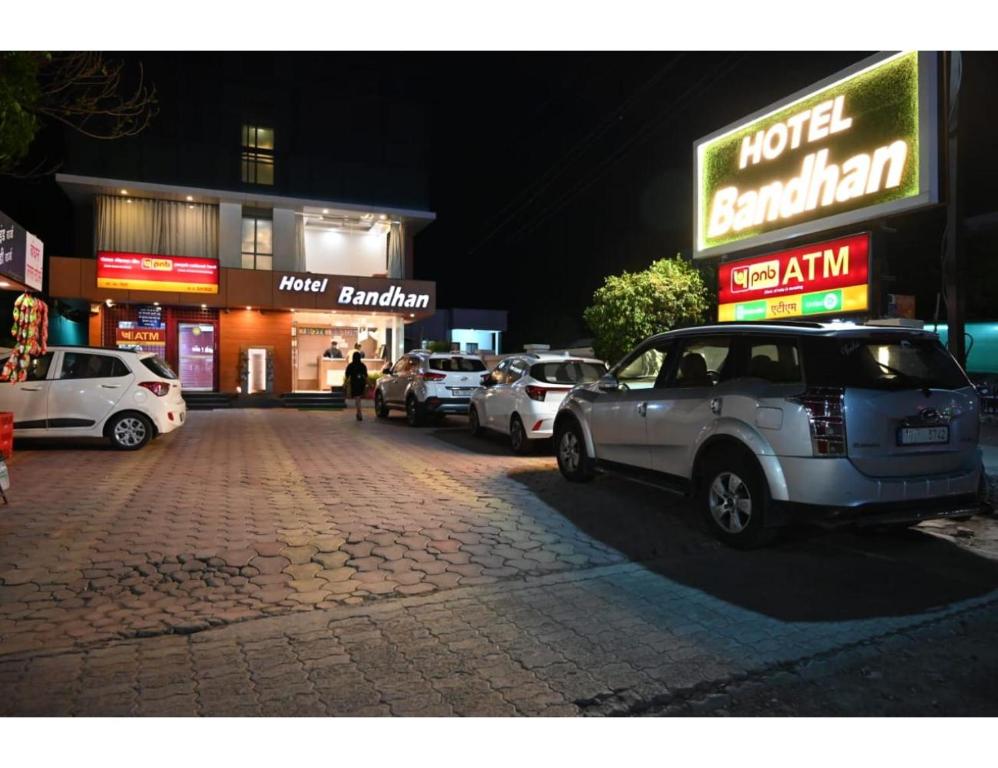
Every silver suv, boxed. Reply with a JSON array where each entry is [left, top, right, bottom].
[[374, 351, 486, 426], [554, 322, 986, 547]]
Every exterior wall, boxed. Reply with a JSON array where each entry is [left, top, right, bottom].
[[218, 202, 243, 269], [219, 309, 293, 394], [89, 310, 102, 345]]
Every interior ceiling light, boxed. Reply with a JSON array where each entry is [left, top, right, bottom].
[[378, 214, 387, 220], [120, 189, 128, 195], [185, 195, 194, 202], [322, 209, 329, 214]]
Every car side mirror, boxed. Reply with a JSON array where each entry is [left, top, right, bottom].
[[481, 374, 493, 387], [382, 365, 393, 375], [597, 373, 619, 391]]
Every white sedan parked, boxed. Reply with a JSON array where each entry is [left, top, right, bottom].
[[469, 353, 607, 453], [0, 346, 187, 450]]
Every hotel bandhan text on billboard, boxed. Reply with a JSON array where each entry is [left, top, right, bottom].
[[717, 233, 870, 322], [97, 252, 219, 294], [694, 52, 938, 259]]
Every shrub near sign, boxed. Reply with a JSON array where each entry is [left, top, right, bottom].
[[694, 51, 938, 259], [717, 233, 870, 322]]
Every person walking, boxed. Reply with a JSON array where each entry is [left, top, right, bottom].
[[344, 351, 368, 421]]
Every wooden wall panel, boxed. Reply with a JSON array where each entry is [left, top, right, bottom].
[[218, 309, 292, 394]]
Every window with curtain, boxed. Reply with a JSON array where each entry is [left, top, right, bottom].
[[241, 215, 273, 270], [95, 195, 218, 258], [241, 125, 274, 185]]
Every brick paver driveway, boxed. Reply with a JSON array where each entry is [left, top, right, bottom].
[[2, 408, 998, 715]]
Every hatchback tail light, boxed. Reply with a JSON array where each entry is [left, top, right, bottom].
[[139, 381, 170, 397], [421, 372, 447, 382], [525, 385, 571, 402], [789, 387, 847, 457]]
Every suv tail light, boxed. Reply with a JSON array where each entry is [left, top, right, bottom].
[[421, 372, 447, 382], [139, 381, 170, 397], [789, 387, 847, 457]]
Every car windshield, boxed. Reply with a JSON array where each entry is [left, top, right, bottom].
[[141, 355, 178, 380], [429, 357, 486, 372], [802, 336, 970, 391], [530, 361, 606, 384]]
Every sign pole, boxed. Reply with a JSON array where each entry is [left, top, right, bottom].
[[943, 51, 966, 367]]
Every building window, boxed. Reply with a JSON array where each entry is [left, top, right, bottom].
[[241, 125, 274, 185], [241, 216, 273, 270]]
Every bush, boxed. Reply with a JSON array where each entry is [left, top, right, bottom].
[[426, 340, 452, 353], [583, 256, 711, 365]]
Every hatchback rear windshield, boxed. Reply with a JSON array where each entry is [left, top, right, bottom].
[[140, 355, 178, 380], [429, 357, 486, 372], [802, 336, 970, 390], [530, 361, 606, 384]]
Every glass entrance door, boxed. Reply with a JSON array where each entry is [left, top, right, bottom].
[[178, 323, 215, 391]]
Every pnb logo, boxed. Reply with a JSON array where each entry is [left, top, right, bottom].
[[141, 258, 174, 271], [731, 260, 779, 293]]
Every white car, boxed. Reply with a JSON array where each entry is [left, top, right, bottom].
[[470, 353, 607, 453], [374, 350, 487, 426], [0, 345, 187, 450]]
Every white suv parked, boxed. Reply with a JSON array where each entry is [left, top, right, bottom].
[[0, 346, 187, 450], [374, 351, 486, 426], [554, 322, 985, 547], [470, 353, 607, 453]]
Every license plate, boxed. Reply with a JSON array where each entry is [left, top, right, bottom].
[[897, 426, 949, 446], [450, 388, 473, 396]]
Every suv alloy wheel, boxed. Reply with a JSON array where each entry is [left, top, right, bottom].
[[406, 395, 424, 427], [555, 419, 595, 482], [509, 414, 531, 455], [698, 447, 774, 548], [469, 406, 483, 436], [374, 390, 389, 418]]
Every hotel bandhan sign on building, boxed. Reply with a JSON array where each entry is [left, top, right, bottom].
[[694, 52, 938, 259], [717, 233, 870, 322]]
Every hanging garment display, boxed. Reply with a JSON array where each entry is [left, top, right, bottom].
[[1, 293, 49, 383]]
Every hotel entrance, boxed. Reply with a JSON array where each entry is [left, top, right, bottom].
[[291, 310, 404, 391]]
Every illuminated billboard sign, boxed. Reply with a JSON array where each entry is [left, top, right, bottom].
[[717, 233, 870, 322], [97, 252, 219, 294], [694, 51, 938, 259]]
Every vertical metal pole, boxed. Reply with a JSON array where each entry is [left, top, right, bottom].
[[943, 51, 967, 366]]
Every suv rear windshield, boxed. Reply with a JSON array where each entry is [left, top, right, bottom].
[[530, 361, 606, 384], [140, 355, 178, 380], [802, 336, 970, 391], [429, 357, 486, 372]]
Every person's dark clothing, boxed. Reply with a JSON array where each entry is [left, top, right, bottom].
[[345, 360, 368, 398]]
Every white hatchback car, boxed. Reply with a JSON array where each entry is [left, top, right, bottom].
[[0, 346, 187, 450], [470, 353, 607, 453]]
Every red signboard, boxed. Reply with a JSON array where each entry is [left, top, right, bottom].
[[717, 233, 870, 322], [115, 327, 166, 345], [97, 251, 219, 294]]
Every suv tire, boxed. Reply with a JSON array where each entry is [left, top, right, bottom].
[[469, 406, 483, 436], [107, 412, 154, 451], [406, 395, 424, 427], [555, 418, 595, 482], [698, 447, 775, 549], [374, 390, 389, 419], [510, 414, 532, 455]]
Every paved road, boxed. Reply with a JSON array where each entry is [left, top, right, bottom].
[[1, 409, 997, 715]]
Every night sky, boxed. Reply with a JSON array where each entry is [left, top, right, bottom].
[[5, 52, 998, 350]]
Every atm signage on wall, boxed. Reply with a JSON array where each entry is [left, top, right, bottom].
[[717, 233, 870, 322], [97, 252, 219, 294], [115, 327, 166, 345]]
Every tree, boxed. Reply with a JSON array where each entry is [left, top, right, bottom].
[[583, 256, 712, 364], [0, 52, 157, 175]]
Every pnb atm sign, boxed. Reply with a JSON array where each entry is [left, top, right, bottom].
[[717, 233, 869, 322]]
